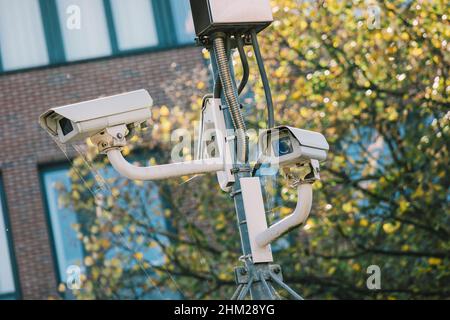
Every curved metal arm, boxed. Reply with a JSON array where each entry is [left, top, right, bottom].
[[255, 184, 313, 247], [106, 149, 224, 181]]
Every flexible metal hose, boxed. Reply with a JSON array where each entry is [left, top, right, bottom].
[[213, 36, 248, 163]]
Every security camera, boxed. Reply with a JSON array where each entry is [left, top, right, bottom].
[[258, 125, 329, 167], [39, 89, 153, 144]]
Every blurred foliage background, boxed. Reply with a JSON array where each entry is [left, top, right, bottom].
[[57, 0, 449, 299]]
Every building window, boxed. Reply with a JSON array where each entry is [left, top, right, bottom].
[[55, 0, 112, 61], [170, 0, 195, 44], [110, 0, 159, 51], [41, 164, 171, 298], [0, 0, 195, 73], [41, 167, 85, 284], [0, 0, 49, 71], [0, 176, 20, 300]]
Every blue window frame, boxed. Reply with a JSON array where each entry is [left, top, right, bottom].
[[41, 166, 85, 285], [0, 0, 49, 71], [0, 175, 21, 300], [170, 0, 195, 44], [109, 0, 159, 51], [55, 0, 112, 62], [40, 163, 175, 299], [0, 0, 196, 73]]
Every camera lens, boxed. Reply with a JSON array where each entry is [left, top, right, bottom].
[[59, 118, 73, 136], [273, 136, 293, 156], [278, 139, 291, 155]]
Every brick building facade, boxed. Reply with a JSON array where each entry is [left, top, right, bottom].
[[0, 0, 204, 299]]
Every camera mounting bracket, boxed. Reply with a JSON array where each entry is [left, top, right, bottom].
[[282, 159, 321, 187], [90, 124, 128, 154]]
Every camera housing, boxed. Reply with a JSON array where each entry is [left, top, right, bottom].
[[39, 89, 152, 144], [190, 0, 273, 38], [259, 126, 329, 167]]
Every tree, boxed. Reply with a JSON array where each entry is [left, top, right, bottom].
[[57, 0, 449, 299]]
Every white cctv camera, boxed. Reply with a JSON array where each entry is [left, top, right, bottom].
[[39, 89, 153, 144], [259, 125, 329, 167]]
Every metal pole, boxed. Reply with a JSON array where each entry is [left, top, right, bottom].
[[209, 42, 273, 300]]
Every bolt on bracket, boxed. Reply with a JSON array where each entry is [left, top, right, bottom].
[[234, 264, 283, 285], [90, 124, 128, 154]]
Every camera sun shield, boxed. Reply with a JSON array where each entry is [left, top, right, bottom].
[[39, 89, 153, 144], [259, 126, 329, 168]]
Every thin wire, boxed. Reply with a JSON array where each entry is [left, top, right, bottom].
[[85, 152, 187, 298], [70, 145, 167, 298], [56, 140, 185, 298], [214, 73, 222, 98]]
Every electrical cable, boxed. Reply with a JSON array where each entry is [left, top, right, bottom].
[[236, 35, 249, 96], [213, 74, 222, 98], [251, 29, 275, 128]]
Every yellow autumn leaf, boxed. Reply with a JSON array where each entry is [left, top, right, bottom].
[[84, 256, 94, 266], [148, 242, 157, 248], [129, 135, 139, 143], [159, 105, 170, 117], [91, 268, 100, 280], [398, 200, 410, 213], [58, 283, 66, 292], [428, 258, 442, 266], [111, 188, 120, 197], [112, 224, 123, 234], [133, 180, 144, 186], [90, 225, 99, 234], [136, 235, 144, 244], [352, 263, 361, 272], [411, 47, 423, 56], [342, 203, 353, 213], [215, 221, 225, 230], [111, 258, 121, 267], [328, 266, 336, 275], [72, 190, 80, 200], [280, 206, 292, 216], [218, 272, 231, 281], [100, 239, 110, 249], [388, 110, 399, 121], [412, 186, 424, 198], [299, 20, 308, 30], [359, 218, 369, 227], [196, 81, 206, 90], [300, 108, 310, 118], [160, 120, 172, 133], [383, 222, 401, 234], [134, 252, 144, 261], [122, 145, 131, 156]]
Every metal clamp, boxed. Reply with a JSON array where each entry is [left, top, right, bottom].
[[282, 159, 321, 187], [230, 167, 252, 174], [90, 124, 128, 154], [231, 264, 303, 300], [230, 189, 242, 198], [234, 265, 282, 285]]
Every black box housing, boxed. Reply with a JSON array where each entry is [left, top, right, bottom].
[[189, 0, 273, 37]]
